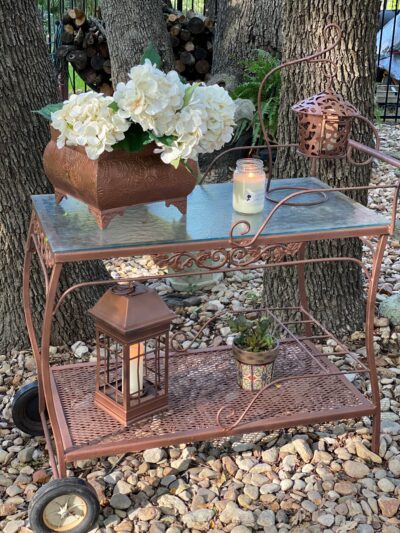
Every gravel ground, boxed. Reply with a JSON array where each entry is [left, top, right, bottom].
[[2, 124, 400, 533]]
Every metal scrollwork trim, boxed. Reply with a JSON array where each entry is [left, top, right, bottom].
[[153, 242, 302, 272], [32, 212, 55, 269]]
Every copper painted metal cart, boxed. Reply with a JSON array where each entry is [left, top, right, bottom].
[[19, 142, 400, 532]]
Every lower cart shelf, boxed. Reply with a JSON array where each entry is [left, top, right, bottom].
[[49, 339, 375, 462]]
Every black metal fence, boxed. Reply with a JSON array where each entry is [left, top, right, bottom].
[[377, 0, 400, 120], [40, 1, 400, 121]]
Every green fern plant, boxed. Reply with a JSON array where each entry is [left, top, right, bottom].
[[231, 50, 281, 145]]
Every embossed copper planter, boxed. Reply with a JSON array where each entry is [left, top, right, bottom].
[[43, 128, 197, 229], [232, 340, 279, 392]]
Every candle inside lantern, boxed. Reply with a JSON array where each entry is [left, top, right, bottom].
[[323, 114, 339, 153], [129, 342, 144, 396], [232, 159, 266, 214]]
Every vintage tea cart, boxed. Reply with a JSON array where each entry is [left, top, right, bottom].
[[12, 24, 400, 533]]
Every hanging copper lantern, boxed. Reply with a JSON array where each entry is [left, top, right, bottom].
[[252, 23, 381, 203], [291, 88, 359, 159], [89, 283, 176, 426]]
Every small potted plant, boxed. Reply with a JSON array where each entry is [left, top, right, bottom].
[[227, 314, 279, 392]]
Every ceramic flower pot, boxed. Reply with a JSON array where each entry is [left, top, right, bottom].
[[232, 340, 279, 392], [43, 127, 198, 229]]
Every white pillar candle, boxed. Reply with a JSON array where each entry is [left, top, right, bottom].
[[129, 343, 144, 396], [232, 158, 266, 214], [323, 115, 340, 153]]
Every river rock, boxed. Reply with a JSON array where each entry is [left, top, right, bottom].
[[257, 509, 276, 527], [293, 439, 313, 462], [157, 494, 188, 516], [219, 501, 255, 527], [343, 460, 370, 479], [380, 294, 400, 325], [182, 509, 215, 529], [378, 497, 400, 517], [143, 448, 166, 464], [388, 456, 400, 476], [110, 493, 132, 510]]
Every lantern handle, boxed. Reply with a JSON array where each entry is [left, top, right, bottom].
[[347, 115, 381, 166], [257, 23, 342, 190]]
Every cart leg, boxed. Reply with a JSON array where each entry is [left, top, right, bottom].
[[365, 234, 388, 454], [40, 263, 68, 477], [372, 412, 381, 456], [23, 217, 68, 477], [58, 453, 67, 478], [23, 216, 45, 413], [297, 242, 312, 337]]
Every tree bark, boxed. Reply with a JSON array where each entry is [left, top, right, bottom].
[[0, 0, 108, 353], [101, 0, 175, 85], [203, 0, 281, 180], [265, 0, 380, 335], [211, 0, 281, 84], [204, 0, 217, 19]]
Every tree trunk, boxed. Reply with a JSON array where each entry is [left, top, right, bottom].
[[203, 0, 281, 181], [101, 0, 175, 85], [204, 0, 217, 19], [211, 0, 281, 84], [265, 0, 380, 335], [0, 0, 108, 353]]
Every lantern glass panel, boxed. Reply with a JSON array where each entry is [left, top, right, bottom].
[[96, 333, 125, 406], [94, 327, 170, 425]]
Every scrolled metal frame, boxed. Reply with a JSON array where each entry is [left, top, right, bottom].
[[22, 138, 400, 479]]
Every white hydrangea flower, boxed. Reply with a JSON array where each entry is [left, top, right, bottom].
[[154, 83, 235, 165], [192, 84, 236, 156], [113, 59, 186, 136], [51, 91, 130, 160]]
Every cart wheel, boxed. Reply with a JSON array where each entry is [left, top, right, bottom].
[[12, 381, 44, 436], [29, 478, 100, 533]]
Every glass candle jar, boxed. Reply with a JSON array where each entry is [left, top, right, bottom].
[[232, 158, 266, 214]]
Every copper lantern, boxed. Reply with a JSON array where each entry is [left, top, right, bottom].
[[291, 88, 359, 159], [89, 283, 176, 426]]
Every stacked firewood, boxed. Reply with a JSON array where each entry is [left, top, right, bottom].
[[57, 6, 214, 93], [162, 5, 215, 82], [57, 8, 113, 95]]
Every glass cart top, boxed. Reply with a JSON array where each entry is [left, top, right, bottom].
[[32, 177, 389, 256]]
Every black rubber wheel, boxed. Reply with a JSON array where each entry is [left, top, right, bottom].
[[29, 478, 100, 533], [12, 381, 44, 436]]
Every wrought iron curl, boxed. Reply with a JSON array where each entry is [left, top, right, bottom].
[[216, 406, 238, 431], [257, 23, 342, 189]]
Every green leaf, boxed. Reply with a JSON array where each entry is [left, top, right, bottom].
[[148, 131, 175, 147], [113, 123, 151, 152], [170, 158, 180, 169], [33, 102, 63, 121], [108, 101, 119, 112], [182, 82, 200, 108], [140, 42, 161, 68]]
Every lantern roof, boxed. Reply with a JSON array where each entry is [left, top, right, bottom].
[[89, 283, 176, 337], [291, 88, 359, 117]]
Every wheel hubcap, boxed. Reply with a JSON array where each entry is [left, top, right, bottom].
[[43, 494, 87, 531]]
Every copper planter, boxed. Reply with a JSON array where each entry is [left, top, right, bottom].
[[43, 128, 197, 229]]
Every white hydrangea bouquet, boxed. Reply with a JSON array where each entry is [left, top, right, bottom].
[[38, 48, 236, 169]]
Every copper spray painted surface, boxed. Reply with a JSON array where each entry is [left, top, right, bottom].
[[89, 284, 175, 425], [256, 24, 380, 195], [292, 88, 358, 159], [50, 338, 372, 460], [88, 283, 176, 340], [30, 177, 390, 258], [22, 139, 400, 477], [43, 128, 196, 229]]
